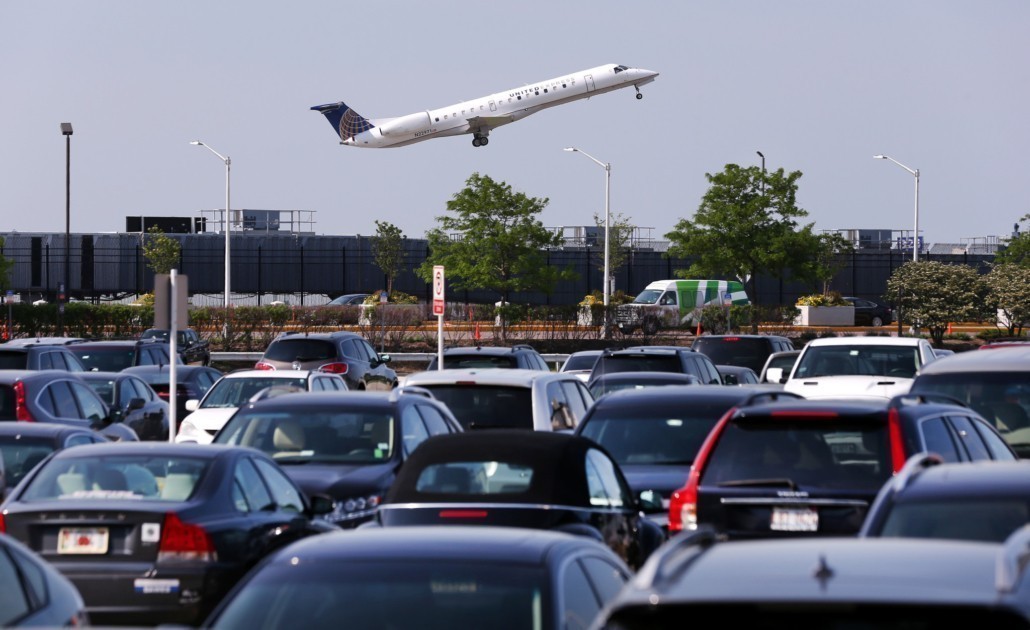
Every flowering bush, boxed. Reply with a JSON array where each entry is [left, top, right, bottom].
[[796, 291, 849, 307]]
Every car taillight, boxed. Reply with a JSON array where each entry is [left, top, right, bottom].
[[318, 362, 349, 375], [14, 382, 33, 422], [0, 511, 6, 533], [668, 408, 734, 533], [887, 406, 907, 473], [254, 361, 275, 371], [158, 512, 216, 562], [439, 510, 488, 519]]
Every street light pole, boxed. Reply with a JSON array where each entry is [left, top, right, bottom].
[[190, 141, 232, 309], [60, 123, 73, 336], [874, 154, 920, 262], [563, 147, 611, 316]]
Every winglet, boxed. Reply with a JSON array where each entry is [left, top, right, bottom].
[[310, 102, 374, 141]]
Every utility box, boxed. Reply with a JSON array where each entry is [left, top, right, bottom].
[[153, 274, 189, 329]]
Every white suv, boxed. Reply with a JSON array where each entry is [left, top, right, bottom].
[[400, 368, 595, 432], [783, 336, 937, 401], [175, 369, 348, 444]]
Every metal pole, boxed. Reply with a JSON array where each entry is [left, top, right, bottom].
[[224, 156, 231, 309], [913, 169, 920, 263]]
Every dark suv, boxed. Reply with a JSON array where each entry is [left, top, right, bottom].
[[67, 339, 180, 372], [139, 328, 211, 366], [0, 338, 87, 371], [425, 344, 550, 371], [691, 334, 794, 375], [589, 346, 723, 386], [667, 393, 1017, 538], [256, 331, 397, 391]]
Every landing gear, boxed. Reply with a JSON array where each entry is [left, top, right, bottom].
[[472, 133, 490, 147], [635, 86, 644, 100]]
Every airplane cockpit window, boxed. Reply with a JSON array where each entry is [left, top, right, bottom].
[[614, 65, 628, 73]]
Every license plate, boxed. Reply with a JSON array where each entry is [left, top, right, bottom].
[[58, 527, 110, 554], [770, 507, 818, 532]]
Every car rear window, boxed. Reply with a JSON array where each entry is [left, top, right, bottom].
[[264, 339, 336, 362], [701, 418, 892, 491], [579, 403, 724, 466], [441, 355, 518, 369], [419, 385, 533, 431], [217, 410, 395, 463], [71, 347, 137, 372], [0, 385, 15, 420], [415, 461, 534, 495], [595, 355, 682, 374], [0, 351, 28, 370], [693, 338, 771, 373], [880, 499, 1030, 542], [0, 437, 55, 488], [21, 454, 209, 502]]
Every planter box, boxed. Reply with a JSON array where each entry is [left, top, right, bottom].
[[577, 306, 603, 326], [794, 305, 855, 326]]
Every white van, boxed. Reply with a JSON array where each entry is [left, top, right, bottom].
[[614, 279, 749, 335]]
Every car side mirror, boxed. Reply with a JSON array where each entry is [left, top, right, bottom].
[[185, 399, 200, 412], [765, 367, 784, 383], [637, 490, 664, 513], [308, 493, 335, 516], [379, 353, 391, 364], [127, 397, 146, 411]]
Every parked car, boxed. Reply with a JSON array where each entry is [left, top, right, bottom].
[[860, 453, 1030, 542], [559, 349, 604, 381], [203, 526, 631, 630], [908, 346, 1030, 457], [575, 386, 803, 530], [0, 423, 109, 500], [594, 527, 1030, 628], [0, 442, 337, 626], [326, 293, 371, 306], [0, 338, 86, 371], [0, 370, 138, 441], [213, 389, 463, 528], [140, 328, 211, 365], [402, 368, 595, 432], [667, 393, 1018, 537], [122, 364, 223, 423], [426, 344, 551, 371], [78, 371, 171, 441], [177, 369, 348, 444], [66, 339, 182, 372], [0, 532, 88, 627], [842, 296, 895, 327], [782, 335, 937, 401], [589, 346, 723, 386], [369, 430, 665, 570], [256, 331, 397, 391], [588, 371, 699, 398], [715, 364, 759, 385], [691, 334, 794, 375], [757, 349, 801, 385]]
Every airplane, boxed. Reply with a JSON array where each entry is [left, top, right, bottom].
[[311, 63, 658, 148]]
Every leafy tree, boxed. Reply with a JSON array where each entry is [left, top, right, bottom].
[[665, 164, 829, 332], [985, 262, 1030, 336], [809, 232, 856, 294], [592, 211, 634, 295], [996, 214, 1030, 267], [0, 236, 13, 292], [371, 220, 405, 295], [417, 173, 576, 337], [141, 226, 181, 275], [885, 261, 992, 345]]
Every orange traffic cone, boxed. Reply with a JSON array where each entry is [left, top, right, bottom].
[[696, 321, 703, 336], [474, 322, 481, 340], [947, 322, 953, 335]]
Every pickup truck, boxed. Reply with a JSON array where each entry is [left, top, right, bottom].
[[139, 328, 211, 365]]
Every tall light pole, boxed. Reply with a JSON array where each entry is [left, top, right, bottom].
[[190, 141, 232, 309], [60, 123, 73, 336], [563, 147, 611, 319], [756, 150, 765, 194], [874, 154, 920, 262]]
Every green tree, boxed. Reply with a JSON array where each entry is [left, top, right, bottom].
[[886, 261, 992, 345], [996, 214, 1030, 267], [808, 232, 856, 294], [665, 164, 828, 331], [0, 236, 13, 292], [371, 220, 405, 295], [417, 173, 576, 337], [592, 211, 634, 293], [985, 262, 1030, 336], [141, 226, 181, 275]]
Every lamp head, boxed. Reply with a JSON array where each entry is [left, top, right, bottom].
[[190, 141, 203, 146], [756, 150, 764, 158], [873, 154, 886, 159], [563, 147, 577, 152], [60, 122, 73, 136]]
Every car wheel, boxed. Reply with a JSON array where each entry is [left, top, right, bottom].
[[871, 316, 884, 327], [642, 318, 659, 336]]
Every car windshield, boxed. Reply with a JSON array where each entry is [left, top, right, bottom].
[[1, 437, 55, 488], [562, 354, 598, 372], [579, 404, 723, 466], [701, 419, 892, 491], [216, 410, 395, 463], [418, 385, 534, 431], [632, 290, 661, 305], [793, 345, 920, 379], [210, 561, 550, 630], [202, 376, 308, 408], [693, 338, 773, 373], [72, 348, 136, 372], [20, 454, 209, 502], [879, 499, 1030, 542]]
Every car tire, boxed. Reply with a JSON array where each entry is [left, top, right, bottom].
[[871, 316, 884, 327], [642, 318, 659, 336]]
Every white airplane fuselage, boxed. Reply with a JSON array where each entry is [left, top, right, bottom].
[[313, 63, 658, 148]]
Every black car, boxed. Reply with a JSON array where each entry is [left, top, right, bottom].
[[843, 296, 894, 327], [326, 293, 371, 306], [0, 370, 138, 441], [370, 430, 665, 570], [715, 364, 759, 385], [575, 386, 803, 530], [0, 442, 337, 626], [0, 423, 109, 500], [140, 328, 211, 366], [67, 339, 181, 372], [595, 528, 1030, 628], [203, 526, 632, 630], [426, 344, 551, 371], [256, 331, 397, 391], [213, 389, 463, 527], [122, 364, 223, 423], [587, 371, 699, 398], [0, 338, 87, 371], [0, 532, 88, 627], [589, 346, 723, 386], [78, 371, 171, 441], [860, 454, 1030, 542], [691, 334, 795, 375], [667, 394, 1018, 538]]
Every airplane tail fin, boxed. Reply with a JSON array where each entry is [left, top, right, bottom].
[[310, 102, 375, 141]]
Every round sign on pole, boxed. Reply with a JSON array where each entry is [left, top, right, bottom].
[[433, 265, 445, 316]]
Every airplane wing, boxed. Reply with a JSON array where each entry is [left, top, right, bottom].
[[467, 115, 514, 133]]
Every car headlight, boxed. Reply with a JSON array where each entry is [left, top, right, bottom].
[[177, 419, 203, 440], [322, 494, 382, 523]]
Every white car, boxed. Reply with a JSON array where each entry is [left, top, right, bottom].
[[175, 369, 347, 444], [558, 350, 603, 382], [401, 368, 594, 432], [782, 336, 937, 402]]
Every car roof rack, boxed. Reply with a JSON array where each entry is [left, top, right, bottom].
[[738, 389, 806, 407], [889, 392, 968, 409], [391, 386, 436, 401], [888, 452, 944, 494], [644, 527, 723, 589]]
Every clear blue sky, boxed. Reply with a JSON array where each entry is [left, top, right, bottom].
[[2, 1, 1027, 247]]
